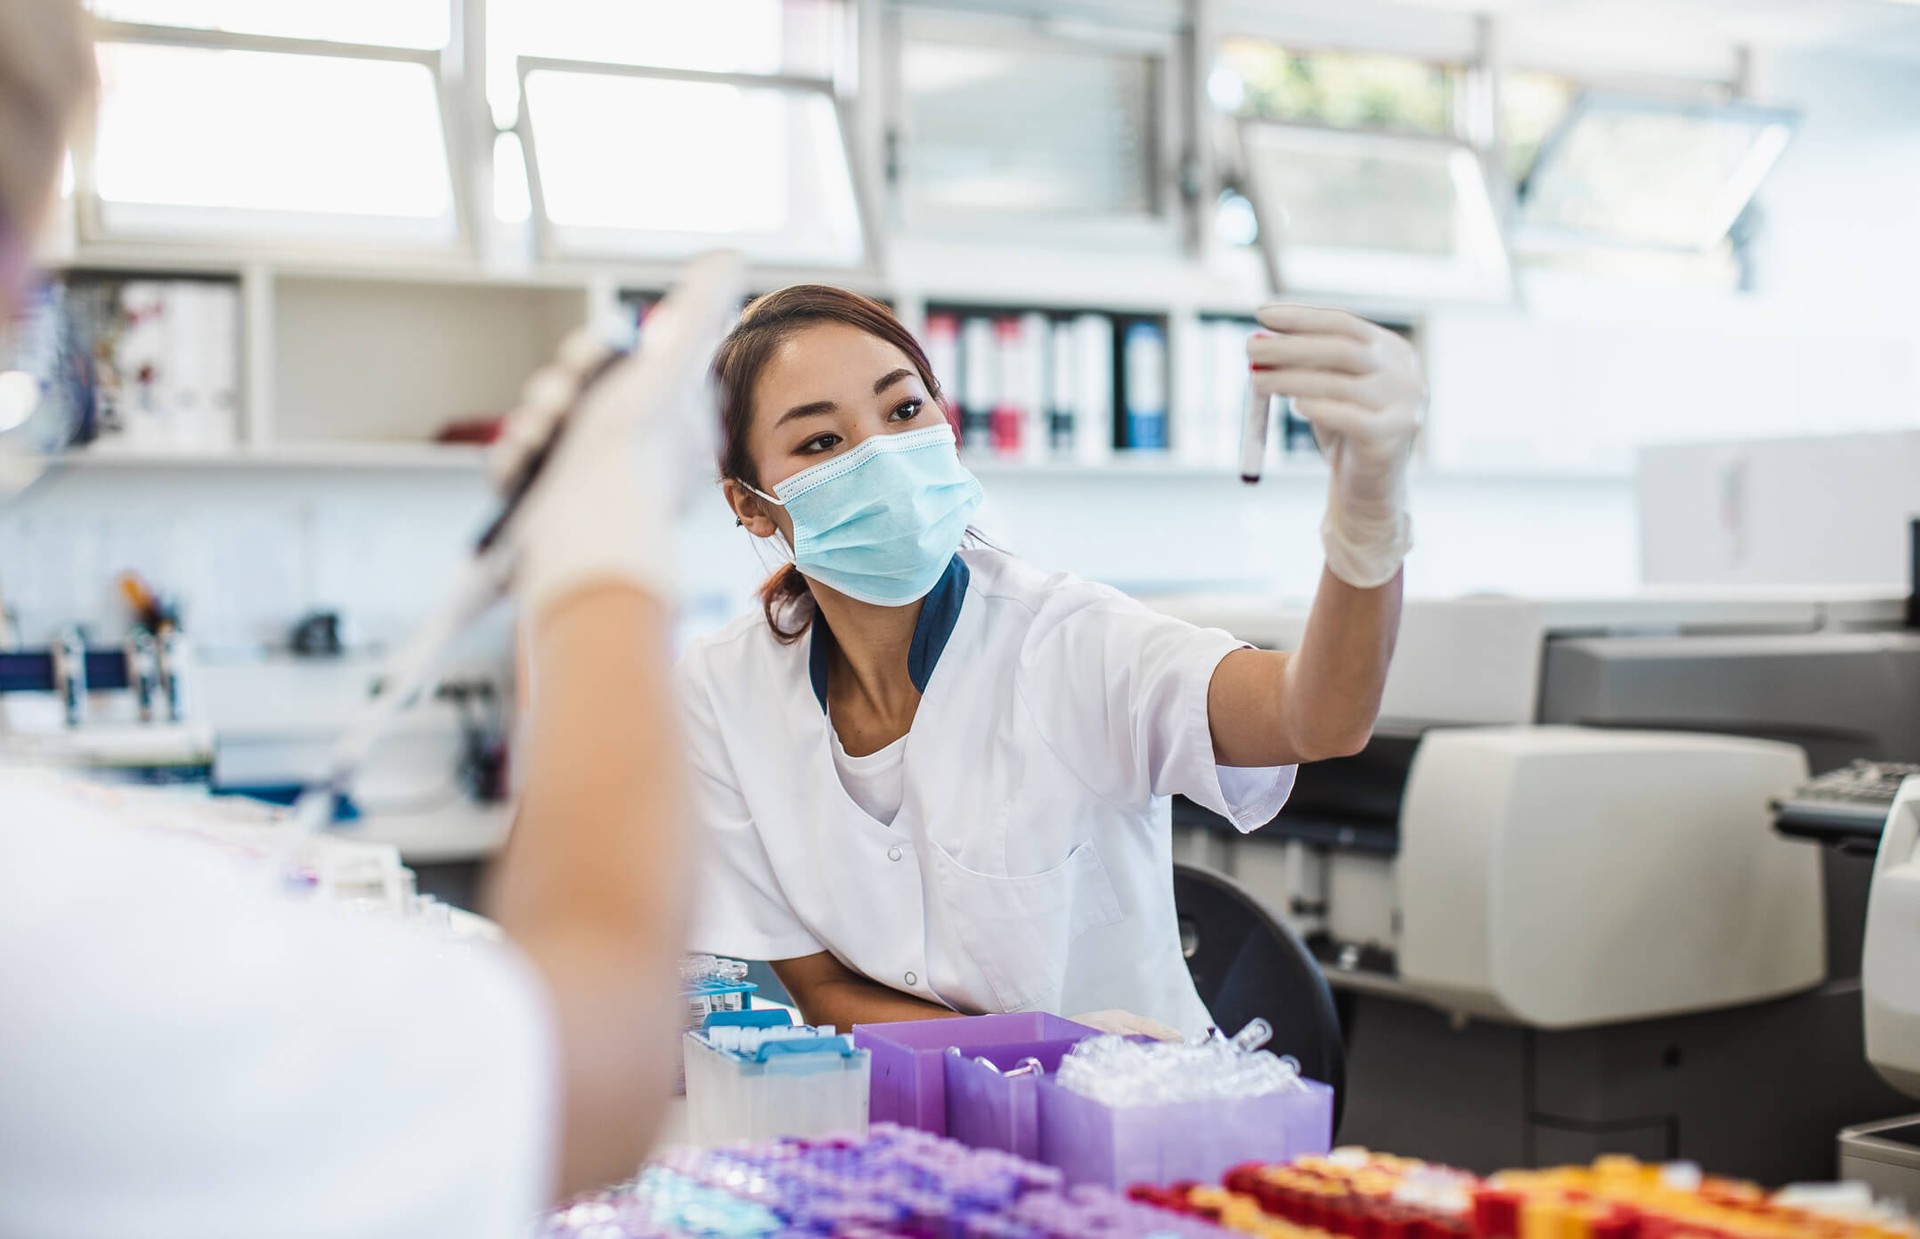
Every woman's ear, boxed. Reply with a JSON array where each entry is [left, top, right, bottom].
[[722, 478, 780, 538]]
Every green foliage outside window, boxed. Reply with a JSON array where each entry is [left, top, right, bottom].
[[1218, 37, 1455, 135]]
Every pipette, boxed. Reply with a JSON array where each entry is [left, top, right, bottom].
[[286, 250, 745, 836]]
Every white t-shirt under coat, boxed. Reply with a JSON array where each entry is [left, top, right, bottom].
[[830, 730, 908, 826]]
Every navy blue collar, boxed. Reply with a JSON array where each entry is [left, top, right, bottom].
[[808, 555, 970, 713]]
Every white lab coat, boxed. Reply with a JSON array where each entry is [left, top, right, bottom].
[[680, 547, 1295, 1036], [0, 768, 555, 1238]]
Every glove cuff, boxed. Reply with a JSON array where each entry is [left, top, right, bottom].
[[515, 465, 679, 624], [1321, 506, 1411, 589], [1322, 445, 1412, 589]]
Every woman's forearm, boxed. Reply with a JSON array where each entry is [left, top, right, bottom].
[[1278, 565, 1402, 759], [1209, 566, 1402, 767], [806, 979, 961, 1033], [772, 956, 962, 1032]]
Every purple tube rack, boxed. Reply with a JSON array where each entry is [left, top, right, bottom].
[[942, 1041, 1078, 1161], [538, 1123, 1234, 1239], [853, 1013, 1095, 1134]]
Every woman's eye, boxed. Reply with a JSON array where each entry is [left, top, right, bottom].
[[890, 399, 924, 422], [799, 433, 840, 454]]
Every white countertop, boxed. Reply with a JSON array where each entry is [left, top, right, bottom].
[[332, 802, 513, 864]]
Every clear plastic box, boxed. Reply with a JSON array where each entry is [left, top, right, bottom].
[[682, 1016, 871, 1147], [1034, 1075, 1334, 1188]]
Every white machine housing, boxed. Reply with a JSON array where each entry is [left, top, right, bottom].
[[1396, 726, 1823, 1029], [1863, 778, 1920, 1098]]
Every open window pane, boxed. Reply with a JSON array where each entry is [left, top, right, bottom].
[[1215, 37, 1454, 135], [91, 0, 447, 48], [1519, 93, 1797, 251], [900, 17, 1160, 225], [523, 68, 865, 266], [1500, 69, 1580, 182], [1239, 120, 1509, 300], [488, 0, 851, 129], [93, 42, 457, 245]]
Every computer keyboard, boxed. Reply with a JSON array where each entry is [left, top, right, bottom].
[[1772, 760, 1920, 850]]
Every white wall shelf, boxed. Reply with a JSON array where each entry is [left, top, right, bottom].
[[41, 445, 1629, 485], [49, 443, 490, 472]]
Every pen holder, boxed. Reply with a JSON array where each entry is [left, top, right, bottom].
[[1035, 1076, 1335, 1189], [683, 1015, 870, 1147], [853, 1013, 1097, 1135]]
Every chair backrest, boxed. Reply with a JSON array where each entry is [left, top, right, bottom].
[[1172, 861, 1347, 1135]]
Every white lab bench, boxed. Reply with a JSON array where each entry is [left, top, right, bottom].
[[337, 801, 513, 865]]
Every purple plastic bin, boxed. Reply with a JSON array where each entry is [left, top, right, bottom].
[[852, 1013, 1096, 1135], [1036, 1076, 1334, 1189], [942, 1041, 1078, 1160]]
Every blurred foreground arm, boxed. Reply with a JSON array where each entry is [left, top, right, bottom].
[[496, 588, 687, 1198], [484, 255, 743, 1199]]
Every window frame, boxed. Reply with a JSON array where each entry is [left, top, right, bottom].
[[78, 17, 477, 259], [512, 55, 881, 274], [1234, 114, 1513, 303], [1513, 89, 1799, 254], [882, 5, 1189, 254]]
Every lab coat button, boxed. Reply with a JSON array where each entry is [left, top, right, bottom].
[[887, 846, 903, 862], [905, 972, 918, 987]]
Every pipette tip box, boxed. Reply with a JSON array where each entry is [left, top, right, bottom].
[[683, 1012, 871, 1148]]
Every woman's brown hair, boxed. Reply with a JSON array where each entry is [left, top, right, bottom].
[[712, 285, 953, 643]]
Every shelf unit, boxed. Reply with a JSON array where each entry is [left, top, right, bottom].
[[48, 443, 490, 471], [38, 246, 1624, 485], [41, 438, 1626, 486]]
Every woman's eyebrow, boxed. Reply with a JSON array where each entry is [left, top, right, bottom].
[[776, 399, 836, 427], [777, 370, 913, 426]]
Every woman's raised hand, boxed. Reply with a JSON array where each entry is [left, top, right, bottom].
[[1248, 304, 1424, 589]]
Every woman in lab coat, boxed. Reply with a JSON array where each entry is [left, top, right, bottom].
[[683, 286, 1422, 1037]]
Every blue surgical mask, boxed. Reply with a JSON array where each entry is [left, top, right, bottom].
[[749, 423, 983, 606]]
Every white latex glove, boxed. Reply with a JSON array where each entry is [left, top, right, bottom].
[[490, 251, 743, 622], [1248, 304, 1425, 589], [1071, 1009, 1186, 1042]]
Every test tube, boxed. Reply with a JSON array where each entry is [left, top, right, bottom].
[[1240, 383, 1276, 485]]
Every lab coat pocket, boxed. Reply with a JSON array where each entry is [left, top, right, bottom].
[[925, 839, 1125, 1015]]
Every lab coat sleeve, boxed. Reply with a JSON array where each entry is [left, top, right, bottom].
[[1020, 580, 1295, 833], [677, 659, 828, 962]]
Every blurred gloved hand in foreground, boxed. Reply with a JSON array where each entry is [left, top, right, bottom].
[[490, 251, 744, 622]]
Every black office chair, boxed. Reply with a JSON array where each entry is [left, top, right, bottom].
[[1173, 861, 1347, 1136]]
